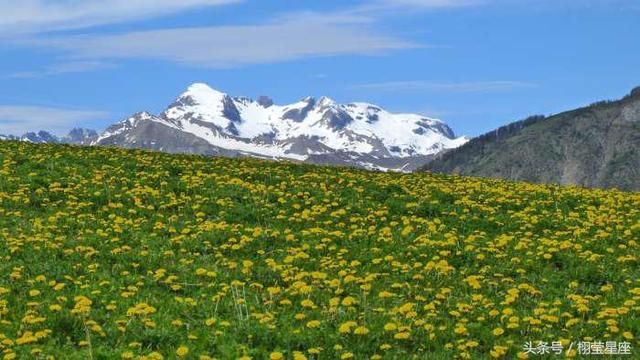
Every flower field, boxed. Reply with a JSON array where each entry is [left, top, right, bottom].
[[0, 140, 638, 359]]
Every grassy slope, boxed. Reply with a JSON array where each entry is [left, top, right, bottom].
[[0, 141, 639, 359], [424, 92, 640, 191]]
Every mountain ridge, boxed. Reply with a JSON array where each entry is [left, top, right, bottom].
[[1, 83, 467, 171], [137, 83, 469, 165], [423, 86, 640, 191], [0, 128, 98, 145]]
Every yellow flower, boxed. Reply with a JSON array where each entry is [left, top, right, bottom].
[[53, 283, 65, 291], [146, 352, 164, 360], [492, 327, 505, 336], [301, 299, 315, 308], [490, 345, 508, 358], [306, 320, 321, 328], [176, 346, 189, 357], [270, 352, 284, 360], [338, 321, 357, 334], [29, 289, 41, 297], [394, 332, 411, 340], [341, 296, 357, 306], [353, 326, 369, 335], [384, 323, 397, 331], [454, 325, 468, 336], [292, 351, 307, 360]]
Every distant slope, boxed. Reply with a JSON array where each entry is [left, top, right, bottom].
[[424, 87, 640, 191]]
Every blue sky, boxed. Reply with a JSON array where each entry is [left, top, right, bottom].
[[1, 0, 639, 137]]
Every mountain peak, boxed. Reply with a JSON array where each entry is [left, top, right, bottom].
[[317, 96, 336, 108], [180, 83, 227, 104], [132, 111, 154, 120], [22, 131, 57, 144], [85, 84, 468, 171], [187, 82, 223, 93]]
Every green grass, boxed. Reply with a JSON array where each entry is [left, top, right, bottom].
[[0, 140, 638, 360]]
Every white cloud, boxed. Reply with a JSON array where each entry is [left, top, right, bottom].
[[351, 80, 537, 93], [9, 61, 115, 79], [353, 0, 485, 13], [0, 0, 241, 34], [375, 0, 484, 8], [0, 105, 108, 135], [27, 16, 418, 68]]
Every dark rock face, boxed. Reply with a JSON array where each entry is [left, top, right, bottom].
[[95, 116, 231, 156], [307, 152, 436, 172], [169, 96, 197, 108], [22, 131, 59, 143], [281, 135, 335, 156], [321, 108, 353, 130], [367, 113, 379, 124], [226, 122, 240, 136], [222, 96, 242, 123], [424, 87, 640, 191], [282, 98, 316, 122], [62, 128, 99, 145], [418, 120, 456, 139], [257, 96, 274, 108]]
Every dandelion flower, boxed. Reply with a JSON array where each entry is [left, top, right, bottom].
[[306, 320, 321, 328], [270, 352, 284, 360], [176, 346, 189, 357]]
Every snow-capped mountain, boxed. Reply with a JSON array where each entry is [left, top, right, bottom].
[[92, 83, 468, 171], [1, 83, 467, 171], [0, 129, 97, 144], [64, 128, 98, 145]]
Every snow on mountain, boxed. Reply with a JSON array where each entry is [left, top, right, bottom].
[[0, 128, 98, 145], [63, 128, 98, 145], [1, 83, 468, 171], [22, 131, 58, 144], [94, 82, 466, 170], [94, 112, 179, 144]]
